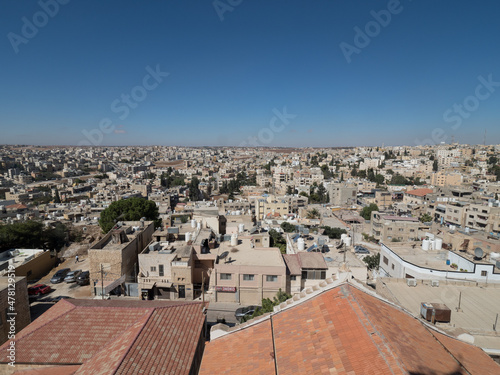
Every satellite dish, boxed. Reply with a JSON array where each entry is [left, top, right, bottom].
[[336, 241, 344, 249], [474, 247, 484, 259], [219, 251, 229, 260]]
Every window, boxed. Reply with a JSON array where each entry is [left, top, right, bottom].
[[290, 275, 297, 281], [159, 264, 164, 277], [391, 264, 395, 270], [383, 256, 389, 265], [243, 274, 254, 281], [150, 266, 156, 272], [220, 273, 232, 280], [266, 275, 278, 282], [481, 271, 487, 277], [301, 270, 326, 280]]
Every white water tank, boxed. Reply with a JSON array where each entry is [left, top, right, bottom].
[[490, 252, 500, 260], [298, 238, 305, 251], [422, 239, 430, 251], [489, 201, 494, 207], [238, 224, 245, 233], [235, 210, 241, 216], [435, 238, 443, 250], [185, 232, 192, 243], [341, 234, 348, 241], [231, 233, 238, 246], [344, 237, 352, 247], [197, 221, 201, 230]]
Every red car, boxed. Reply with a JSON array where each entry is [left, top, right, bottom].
[[28, 284, 52, 296]]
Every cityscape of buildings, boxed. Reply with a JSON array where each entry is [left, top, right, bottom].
[[0, 142, 500, 373]]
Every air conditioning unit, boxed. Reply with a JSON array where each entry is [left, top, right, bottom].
[[407, 279, 417, 287], [431, 280, 439, 287]]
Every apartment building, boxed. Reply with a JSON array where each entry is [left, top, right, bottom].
[[371, 212, 423, 243], [465, 203, 500, 233], [211, 235, 286, 305], [431, 172, 463, 187], [327, 183, 357, 206], [138, 240, 194, 300]]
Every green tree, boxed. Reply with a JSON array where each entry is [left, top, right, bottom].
[[320, 226, 346, 239], [306, 208, 320, 219], [280, 222, 296, 233], [243, 289, 292, 322], [99, 197, 161, 233], [188, 177, 201, 201], [360, 203, 378, 221], [269, 229, 286, 254], [54, 189, 61, 204], [363, 253, 380, 270], [419, 213, 433, 223]]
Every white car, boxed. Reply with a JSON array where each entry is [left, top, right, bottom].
[[64, 270, 82, 283]]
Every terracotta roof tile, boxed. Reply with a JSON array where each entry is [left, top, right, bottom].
[[0, 300, 208, 375], [200, 283, 500, 374]]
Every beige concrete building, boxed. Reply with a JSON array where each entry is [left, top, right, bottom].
[[0, 276, 30, 345], [211, 235, 286, 305], [465, 203, 500, 233], [0, 249, 56, 282], [89, 220, 154, 296], [431, 172, 463, 187], [327, 183, 357, 206], [371, 212, 424, 243], [138, 240, 194, 300]]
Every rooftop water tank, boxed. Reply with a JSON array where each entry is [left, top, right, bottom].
[[185, 232, 192, 243], [191, 219, 196, 228], [435, 238, 443, 250], [231, 233, 238, 246], [344, 237, 352, 247], [422, 239, 430, 251], [238, 223, 245, 233], [490, 252, 500, 260]]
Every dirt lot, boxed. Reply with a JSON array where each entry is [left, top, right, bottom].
[[28, 256, 92, 320]]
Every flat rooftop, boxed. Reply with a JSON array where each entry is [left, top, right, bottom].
[[216, 237, 284, 267], [378, 278, 500, 351], [385, 243, 500, 272]]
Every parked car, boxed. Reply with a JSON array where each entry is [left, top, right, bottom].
[[64, 270, 82, 283], [28, 284, 52, 296], [235, 305, 261, 320], [50, 268, 70, 284], [354, 246, 370, 254], [50, 295, 73, 303], [76, 271, 90, 286]]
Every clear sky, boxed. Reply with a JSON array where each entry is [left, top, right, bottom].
[[1, 0, 500, 148]]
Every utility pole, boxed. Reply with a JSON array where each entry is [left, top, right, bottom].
[[101, 264, 104, 300], [202, 272, 205, 303]]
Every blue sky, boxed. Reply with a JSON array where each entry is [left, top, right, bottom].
[[1, 0, 500, 147]]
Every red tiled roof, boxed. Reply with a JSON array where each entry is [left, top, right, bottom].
[[200, 283, 500, 374], [405, 188, 433, 197], [0, 299, 207, 375], [200, 320, 275, 374]]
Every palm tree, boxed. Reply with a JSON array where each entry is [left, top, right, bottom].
[[307, 208, 320, 219]]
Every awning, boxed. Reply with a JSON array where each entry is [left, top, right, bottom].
[[103, 274, 126, 294]]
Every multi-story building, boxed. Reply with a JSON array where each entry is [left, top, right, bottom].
[[370, 212, 424, 243], [431, 172, 463, 187], [89, 220, 155, 296], [211, 234, 286, 305], [327, 183, 357, 206], [0, 276, 30, 345]]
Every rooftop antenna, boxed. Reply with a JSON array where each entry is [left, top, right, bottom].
[[484, 129, 487, 146]]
